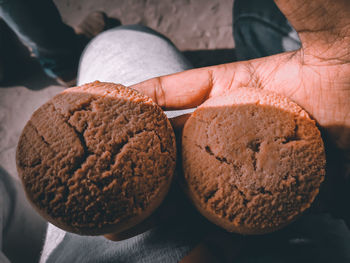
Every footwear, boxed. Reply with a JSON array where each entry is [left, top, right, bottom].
[[55, 75, 77, 87], [53, 11, 121, 87], [74, 11, 121, 40]]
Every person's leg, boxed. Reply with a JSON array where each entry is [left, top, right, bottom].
[[78, 25, 192, 87], [0, 0, 80, 81], [78, 24, 195, 120], [0, 0, 116, 86], [233, 0, 301, 60], [41, 25, 202, 263], [0, 167, 47, 263]]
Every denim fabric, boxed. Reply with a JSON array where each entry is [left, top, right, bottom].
[[233, 0, 301, 60], [0, 0, 81, 78]]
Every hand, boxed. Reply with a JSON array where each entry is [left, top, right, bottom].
[[106, 0, 350, 245], [132, 0, 350, 147], [131, 0, 350, 222]]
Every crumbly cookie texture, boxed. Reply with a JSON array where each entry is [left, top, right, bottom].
[[182, 88, 326, 234], [16, 81, 176, 235]]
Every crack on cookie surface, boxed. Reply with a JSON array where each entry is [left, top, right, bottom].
[[282, 118, 301, 144], [182, 91, 326, 233], [204, 145, 230, 165], [17, 83, 176, 234]]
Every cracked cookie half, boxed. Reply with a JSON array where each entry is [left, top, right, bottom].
[[181, 88, 325, 234], [16, 81, 176, 235]]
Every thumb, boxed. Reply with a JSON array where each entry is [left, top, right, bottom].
[[129, 67, 215, 110]]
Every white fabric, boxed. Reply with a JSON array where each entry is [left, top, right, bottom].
[[78, 26, 192, 87], [0, 167, 47, 263], [40, 224, 66, 263], [44, 26, 194, 262]]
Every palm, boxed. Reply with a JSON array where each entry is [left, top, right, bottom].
[[212, 49, 350, 152], [130, 0, 350, 225]]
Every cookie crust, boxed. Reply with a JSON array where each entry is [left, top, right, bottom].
[[182, 88, 325, 234], [16, 81, 176, 235]]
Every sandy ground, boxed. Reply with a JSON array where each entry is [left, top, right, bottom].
[[54, 0, 235, 50], [0, 0, 236, 180]]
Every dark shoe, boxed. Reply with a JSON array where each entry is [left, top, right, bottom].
[[74, 11, 121, 39], [54, 11, 120, 87], [55, 75, 77, 87]]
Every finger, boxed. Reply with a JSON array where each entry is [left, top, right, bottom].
[[179, 229, 245, 263], [130, 67, 214, 110], [104, 213, 159, 241], [169, 114, 191, 131], [179, 243, 220, 263]]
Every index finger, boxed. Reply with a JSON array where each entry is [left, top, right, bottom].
[[129, 67, 214, 110]]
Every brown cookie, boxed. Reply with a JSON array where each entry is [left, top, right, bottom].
[[16, 81, 176, 235], [182, 88, 325, 234]]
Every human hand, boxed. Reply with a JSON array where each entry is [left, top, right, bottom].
[[106, 0, 350, 245], [131, 0, 350, 225], [132, 0, 350, 149]]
